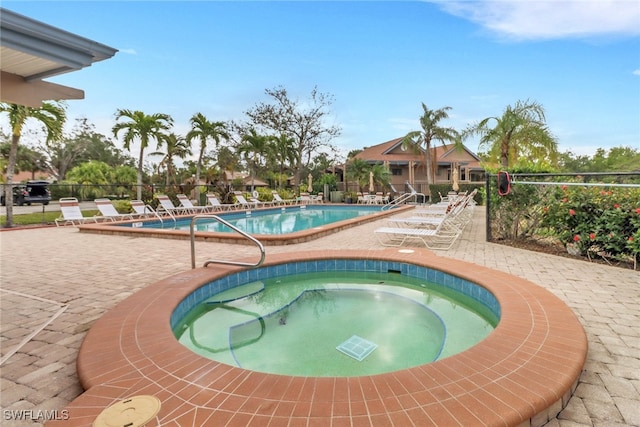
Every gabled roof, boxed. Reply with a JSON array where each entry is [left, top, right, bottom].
[[353, 137, 424, 164], [354, 137, 482, 169], [0, 8, 117, 107]]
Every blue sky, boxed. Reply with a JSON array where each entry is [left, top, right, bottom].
[[3, 1, 640, 161]]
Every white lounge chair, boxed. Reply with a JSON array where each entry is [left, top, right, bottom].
[[131, 200, 162, 219], [206, 194, 238, 211], [55, 198, 100, 227], [234, 191, 263, 209], [156, 195, 188, 216], [94, 198, 134, 221], [176, 194, 209, 214], [374, 221, 462, 250], [271, 191, 295, 206], [298, 192, 313, 204]]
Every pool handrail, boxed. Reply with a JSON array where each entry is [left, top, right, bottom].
[[190, 214, 266, 269], [381, 189, 417, 210]]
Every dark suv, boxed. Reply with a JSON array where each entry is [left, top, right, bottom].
[[1, 181, 51, 206]]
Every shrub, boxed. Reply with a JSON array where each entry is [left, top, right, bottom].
[[541, 186, 640, 262]]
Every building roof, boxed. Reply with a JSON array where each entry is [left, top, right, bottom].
[[353, 137, 483, 169], [0, 8, 118, 107]]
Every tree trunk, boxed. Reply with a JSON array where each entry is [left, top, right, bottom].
[[137, 145, 144, 200], [424, 141, 433, 185], [3, 134, 20, 227]]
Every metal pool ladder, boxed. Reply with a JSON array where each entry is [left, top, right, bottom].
[[190, 214, 265, 269]]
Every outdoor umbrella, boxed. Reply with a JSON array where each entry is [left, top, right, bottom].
[[452, 165, 460, 192], [369, 171, 375, 192], [307, 174, 313, 192]]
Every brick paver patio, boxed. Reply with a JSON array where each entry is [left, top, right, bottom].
[[1, 207, 638, 426]]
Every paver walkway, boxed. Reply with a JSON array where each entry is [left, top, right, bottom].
[[1, 207, 638, 426]]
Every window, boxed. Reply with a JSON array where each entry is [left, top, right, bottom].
[[391, 168, 402, 176]]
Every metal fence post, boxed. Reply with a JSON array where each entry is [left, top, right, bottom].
[[485, 174, 491, 242]]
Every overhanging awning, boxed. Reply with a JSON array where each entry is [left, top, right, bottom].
[[0, 8, 117, 107]]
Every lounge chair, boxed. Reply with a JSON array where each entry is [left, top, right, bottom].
[[271, 191, 295, 206], [234, 191, 263, 209], [55, 198, 100, 227], [131, 200, 162, 219], [156, 195, 188, 216], [130, 200, 167, 226], [312, 192, 324, 204], [298, 192, 313, 204], [374, 217, 462, 250], [176, 194, 209, 214], [206, 194, 238, 211], [94, 198, 134, 221]]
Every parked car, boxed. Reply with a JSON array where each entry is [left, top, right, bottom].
[[1, 181, 51, 206]]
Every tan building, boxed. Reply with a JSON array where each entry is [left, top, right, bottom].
[[352, 137, 485, 193]]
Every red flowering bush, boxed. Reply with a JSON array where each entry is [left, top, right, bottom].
[[541, 186, 640, 262]]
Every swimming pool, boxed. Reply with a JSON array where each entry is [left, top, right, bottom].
[[72, 249, 586, 426], [134, 205, 386, 233], [78, 204, 414, 244], [174, 270, 498, 376]]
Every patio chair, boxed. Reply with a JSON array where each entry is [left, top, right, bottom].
[[234, 191, 263, 209], [312, 192, 324, 204], [298, 192, 313, 204], [94, 198, 134, 221], [156, 195, 188, 216], [176, 194, 209, 214], [131, 200, 162, 218], [206, 194, 238, 211], [55, 198, 101, 227], [271, 191, 295, 206], [374, 216, 462, 250], [130, 200, 167, 225]]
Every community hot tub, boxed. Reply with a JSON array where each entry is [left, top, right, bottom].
[[56, 249, 587, 427]]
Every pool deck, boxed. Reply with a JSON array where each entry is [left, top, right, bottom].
[[1, 207, 639, 426]]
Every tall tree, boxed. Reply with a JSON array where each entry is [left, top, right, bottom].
[[112, 109, 173, 200], [346, 158, 372, 192], [185, 113, 229, 198], [244, 86, 341, 186], [237, 128, 273, 192], [149, 132, 192, 185], [467, 99, 557, 169], [0, 102, 65, 227], [270, 133, 296, 189], [401, 103, 459, 185]]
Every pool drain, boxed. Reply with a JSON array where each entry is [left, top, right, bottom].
[[93, 395, 160, 427], [336, 335, 377, 361]]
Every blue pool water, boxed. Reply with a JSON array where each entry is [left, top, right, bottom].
[[172, 261, 500, 377], [127, 205, 384, 234]]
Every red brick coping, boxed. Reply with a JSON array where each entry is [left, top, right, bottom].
[[50, 249, 587, 427], [76, 204, 414, 245]]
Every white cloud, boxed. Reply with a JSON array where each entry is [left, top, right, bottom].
[[118, 48, 138, 55], [633, 69, 640, 76], [431, 0, 640, 41]]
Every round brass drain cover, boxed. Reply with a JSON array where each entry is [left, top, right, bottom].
[[93, 395, 161, 427]]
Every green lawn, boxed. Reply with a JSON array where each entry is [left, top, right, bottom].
[[1, 210, 100, 226]]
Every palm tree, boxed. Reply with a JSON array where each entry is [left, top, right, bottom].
[[237, 128, 273, 192], [0, 102, 66, 227], [112, 110, 173, 200], [270, 133, 295, 189], [467, 99, 557, 169], [185, 113, 229, 199], [346, 158, 371, 192], [401, 103, 459, 185], [370, 163, 391, 189], [149, 133, 192, 185]]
